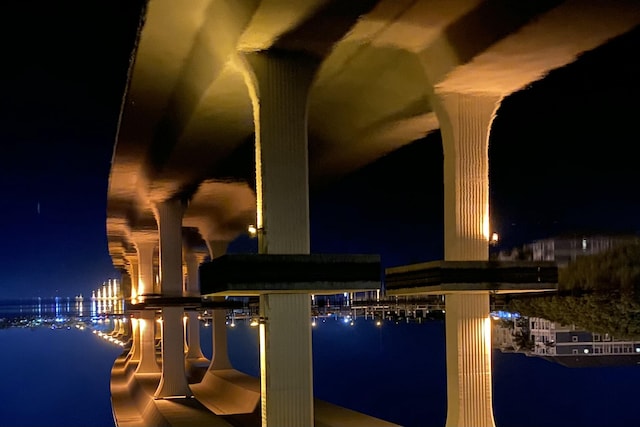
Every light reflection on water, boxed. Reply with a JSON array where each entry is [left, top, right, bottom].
[[2, 305, 640, 427]]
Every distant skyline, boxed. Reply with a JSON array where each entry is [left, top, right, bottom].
[[0, 2, 638, 298]]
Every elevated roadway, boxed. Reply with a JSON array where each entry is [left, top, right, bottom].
[[107, 0, 640, 266], [105, 1, 640, 427]]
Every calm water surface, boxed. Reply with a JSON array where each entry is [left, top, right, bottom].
[[1, 309, 640, 427]]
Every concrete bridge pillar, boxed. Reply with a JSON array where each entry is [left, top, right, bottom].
[[120, 265, 134, 304], [120, 264, 137, 355], [128, 257, 139, 301], [153, 198, 193, 399], [205, 240, 232, 371], [244, 51, 318, 427], [135, 310, 161, 374], [135, 241, 156, 298], [184, 249, 207, 362], [133, 238, 161, 374], [128, 317, 141, 362], [435, 92, 502, 427]]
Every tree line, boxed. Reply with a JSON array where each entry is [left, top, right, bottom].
[[507, 241, 640, 340]]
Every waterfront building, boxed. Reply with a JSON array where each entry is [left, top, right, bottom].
[[498, 233, 639, 267], [527, 234, 639, 266], [493, 316, 640, 367]]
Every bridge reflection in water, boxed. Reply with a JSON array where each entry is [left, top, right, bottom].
[[101, 2, 636, 425], [106, 259, 556, 427], [4, 297, 640, 427]]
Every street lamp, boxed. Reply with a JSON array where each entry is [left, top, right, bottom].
[[490, 232, 499, 246]]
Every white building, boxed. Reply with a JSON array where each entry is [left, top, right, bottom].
[[498, 233, 639, 267], [493, 316, 640, 367]]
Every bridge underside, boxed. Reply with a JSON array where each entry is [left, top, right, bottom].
[[107, 0, 640, 268], [105, 1, 638, 427]]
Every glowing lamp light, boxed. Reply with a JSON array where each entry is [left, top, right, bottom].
[[250, 318, 259, 327], [248, 225, 258, 237], [490, 232, 499, 245]]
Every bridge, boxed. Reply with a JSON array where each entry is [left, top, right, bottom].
[[104, 1, 640, 426]]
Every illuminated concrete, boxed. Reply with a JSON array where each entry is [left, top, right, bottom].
[[203, 240, 232, 372], [444, 293, 495, 427], [246, 51, 316, 427], [105, 2, 639, 427], [134, 239, 156, 297], [259, 293, 313, 427], [184, 249, 208, 371], [439, 91, 496, 427], [154, 199, 193, 399], [111, 351, 400, 427], [136, 310, 160, 374], [128, 317, 141, 363]]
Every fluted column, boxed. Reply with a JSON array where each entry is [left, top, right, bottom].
[[128, 317, 141, 362], [136, 241, 156, 297], [245, 51, 317, 427], [119, 268, 134, 345], [436, 92, 500, 261], [136, 310, 160, 373], [184, 249, 207, 361], [127, 257, 140, 301], [259, 293, 312, 426], [133, 238, 160, 374], [205, 240, 232, 371], [445, 294, 494, 427], [434, 92, 501, 427], [154, 198, 192, 399]]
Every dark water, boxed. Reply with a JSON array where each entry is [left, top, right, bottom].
[[0, 326, 122, 427], [2, 311, 640, 427], [0, 298, 92, 320]]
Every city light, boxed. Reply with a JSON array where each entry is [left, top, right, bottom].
[[490, 232, 499, 245]]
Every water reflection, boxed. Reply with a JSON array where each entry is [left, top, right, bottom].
[[496, 291, 640, 368], [0, 296, 126, 337], [2, 295, 640, 427]]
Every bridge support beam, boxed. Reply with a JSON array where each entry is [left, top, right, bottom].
[[154, 199, 193, 399], [245, 51, 317, 427], [435, 92, 501, 427]]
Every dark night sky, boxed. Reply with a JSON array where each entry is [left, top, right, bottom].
[[1, 2, 639, 299]]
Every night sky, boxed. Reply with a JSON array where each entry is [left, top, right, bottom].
[[1, 2, 638, 299]]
